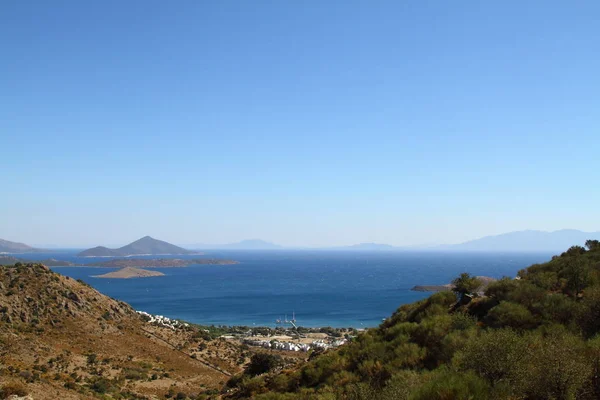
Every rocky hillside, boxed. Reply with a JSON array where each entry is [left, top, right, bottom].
[[0, 256, 76, 267], [0, 263, 249, 399], [0, 238, 40, 254]]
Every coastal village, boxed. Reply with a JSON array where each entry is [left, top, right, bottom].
[[137, 310, 353, 353]]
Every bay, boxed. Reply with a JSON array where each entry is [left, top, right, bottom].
[[15, 250, 552, 328]]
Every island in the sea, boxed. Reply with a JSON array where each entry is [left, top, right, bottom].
[[87, 258, 239, 268], [85, 258, 239, 268], [93, 267, 165, 279], [1, 255, 238, 268], [78, 236, 197, 257]]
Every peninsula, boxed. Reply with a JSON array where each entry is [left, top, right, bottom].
[[0, 255, 77, 267], [1, 255, 238, 268], [93, 267, 165, 279], [87, 258, 239, 268], [0, 237, 43, 253], [411, 276, 497, 292], [411, 283, 453, 292]]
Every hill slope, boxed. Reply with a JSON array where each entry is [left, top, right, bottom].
[[228, 240, 600, 399], [0, 238, 41, 253], [0, 263, 247, 399], [78, 236, 195, 257], [0, 255, 76, 266]]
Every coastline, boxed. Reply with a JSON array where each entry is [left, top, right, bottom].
[[79, 252, 204, 258]]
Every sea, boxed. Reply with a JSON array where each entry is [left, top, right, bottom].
[[13, 250, 552, 328]]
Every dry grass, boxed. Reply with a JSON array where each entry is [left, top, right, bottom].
[[0, 264, 251, 399]]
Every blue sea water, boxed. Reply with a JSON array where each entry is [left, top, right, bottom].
[[15, 250, 552, 328]]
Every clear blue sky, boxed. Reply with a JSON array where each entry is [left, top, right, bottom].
[[1, 1, 599, 247]]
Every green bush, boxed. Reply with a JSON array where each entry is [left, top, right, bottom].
[[410, 368, 490, 400], [237, 376, 268, 397], [89, 377, 113, 394], [485, 301, 538, 330], [526, 327, 591, 400], [453, 328, 530, 395], [246, 353, 283, 377]]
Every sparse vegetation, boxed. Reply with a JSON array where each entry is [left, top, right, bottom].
[[0, 262, 251, 398]]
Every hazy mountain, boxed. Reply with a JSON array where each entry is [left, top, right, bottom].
[[0, 238, 42, 253], [186, 239, 284, 250], [221, 239, 282, 250], [336, 243, 400, 251], [442, 229, 600, 252], [78, 236, 195, 257], [190, 239, 283, 250], [78, 246, 121, 257]]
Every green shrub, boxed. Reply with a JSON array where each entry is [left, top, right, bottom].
[[237, 376, 268, 397], [89, 377, 113, 394], [410, 368, 490, 400], [485, 301, 538, 330], [453, 328, 530, 395], [526, 327, 591, 400], [245, 353, 283, 376]]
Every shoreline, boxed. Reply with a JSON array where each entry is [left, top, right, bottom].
[[139, 311, 365, 333]]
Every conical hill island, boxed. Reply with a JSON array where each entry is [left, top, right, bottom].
[[78, 236, 196, 257]]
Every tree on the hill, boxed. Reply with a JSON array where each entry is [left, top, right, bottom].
[[451, 273, 482, 296], [562, 258, 589, 297], [245, 353, 283, 377], [563, 245, 587, 257], [585, 240, 600, 251]]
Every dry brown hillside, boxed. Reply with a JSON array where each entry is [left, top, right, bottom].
[[0, 263, 249, 400]]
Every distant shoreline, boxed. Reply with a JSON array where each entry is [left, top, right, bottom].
[[86, 258, 239, 268], [79, 253, 204, 258], [1, 255, 239, 268], [411, 284, 452, 292]]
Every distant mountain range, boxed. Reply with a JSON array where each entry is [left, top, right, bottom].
[[188, 239, 283, 250], [328, 243, 402, 251], [189, 240, 406, 251], [437, 229, 600, 252], [78, 236, 195, 257], [333, 230, 600, 252], [187, 231, 600, 252], [4, 229, 600, 255], [0, 238, 42, 253]]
